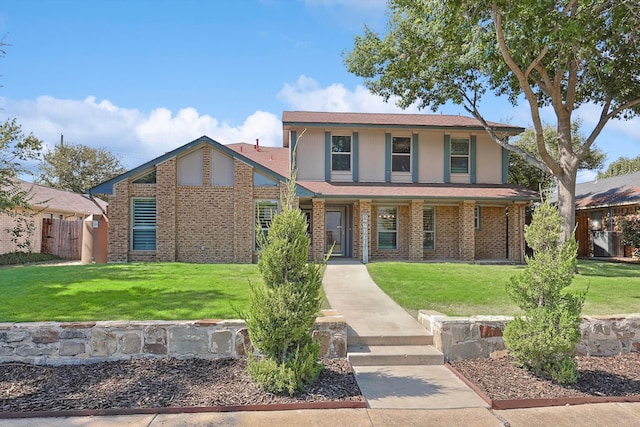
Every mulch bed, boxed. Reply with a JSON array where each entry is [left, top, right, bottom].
[[449, 353, 640, 409], [0, 357, 364, 416]]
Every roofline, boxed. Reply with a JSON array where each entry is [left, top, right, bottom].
[[88, 136, 291, 195], [282, 121, 525, 134], [297, 193, 538, 202]]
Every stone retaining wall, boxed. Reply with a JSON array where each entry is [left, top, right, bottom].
[[0, 311, 347, 365], [419, 310, 640, 361]]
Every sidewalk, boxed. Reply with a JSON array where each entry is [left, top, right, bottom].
[[3, 404, 640, 426]]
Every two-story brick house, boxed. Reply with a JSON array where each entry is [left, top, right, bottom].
[[90, 111, 538, 264]]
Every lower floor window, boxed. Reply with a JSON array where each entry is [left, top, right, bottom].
[[377, 206, 397, 249], [132, 198, 156, 250], [255, 200, 279, 249], [423, 206, 435, 250]]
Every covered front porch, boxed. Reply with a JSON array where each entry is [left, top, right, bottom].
[[299, 197, 527, 264]]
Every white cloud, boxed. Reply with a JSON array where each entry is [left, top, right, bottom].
[[1, 96, 282, 170], [277, 75, 422, 114]]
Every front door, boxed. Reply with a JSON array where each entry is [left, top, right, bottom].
[[325, 208, 346, 256]]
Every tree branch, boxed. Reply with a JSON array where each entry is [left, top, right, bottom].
[[491, 3, 560, 175]]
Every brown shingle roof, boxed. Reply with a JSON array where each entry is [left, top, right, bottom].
[[226, 142, 290, 177], [282, 111, 523, 132], [14, 180, 107, 216], [296, 181, 538, 201]]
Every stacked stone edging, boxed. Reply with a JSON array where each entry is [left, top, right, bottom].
[[419, 310, 640, 361], [0, 311, 347, 365]]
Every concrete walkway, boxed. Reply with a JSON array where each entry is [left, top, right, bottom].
[[322, 260, 488, 410]]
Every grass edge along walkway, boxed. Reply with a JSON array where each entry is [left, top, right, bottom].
[[367, 259, 640, 317]]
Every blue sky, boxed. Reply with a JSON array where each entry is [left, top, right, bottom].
[[1, 0, 639, 182]]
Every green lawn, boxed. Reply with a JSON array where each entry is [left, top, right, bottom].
[[367, 260, 640, 317], [0, 263, 261, 322]]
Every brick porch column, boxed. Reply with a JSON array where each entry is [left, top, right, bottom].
[[311, 199, 325, 261], [156, 159, 177, 262], [409, 200, 424, 261], [459, 201, 475, 262], [508, 203, 526, 263]]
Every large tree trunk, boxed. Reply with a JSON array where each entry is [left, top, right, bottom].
[[555, 118, 579, 242], [556, 172, 577, 243]]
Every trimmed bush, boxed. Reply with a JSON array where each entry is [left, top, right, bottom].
[[245, 173, 325, 395], [503, 198, 586, 383]]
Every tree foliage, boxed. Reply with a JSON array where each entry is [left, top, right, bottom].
[[0, 119, 43, 251], [244, 167, 325, 395], [510, 121, 605, 192], [504, 199, 586, 383], [617, 214, 640, 257], [38, 141, 126, 193], [597, 155, 640, 179], [344, 0, 640, 241]]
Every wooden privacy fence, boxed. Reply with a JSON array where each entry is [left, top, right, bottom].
[[41, 218, 83, 260]]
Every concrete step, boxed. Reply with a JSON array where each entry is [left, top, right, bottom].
[[348, 334, 433, 347], [347, 344, 444, 366]]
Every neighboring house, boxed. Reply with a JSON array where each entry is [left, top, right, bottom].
[[0, 180, 108, 257], [89, 111, 538, 264], [571, 171, 640, 258]]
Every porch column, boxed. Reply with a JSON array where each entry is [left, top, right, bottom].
[[459, 201, 475, 262], [359, 199, 372, 263], [508, 203, 526, 263], [409, 200, 424, 261], [311, 199, 325, 261]]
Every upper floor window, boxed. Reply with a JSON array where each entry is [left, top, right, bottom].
[[451, 138, 470, 174], [377, 206, 398, 250], [331, 136, 351, 171], [423, 206, 435, 250], [132, 169, 156, 184], [392, 136, 411, 172], [131, 198, 156, 251]]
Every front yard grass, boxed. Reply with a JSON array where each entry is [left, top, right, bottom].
[[367, 260, 640, 317], [0, 263, 261, 322]]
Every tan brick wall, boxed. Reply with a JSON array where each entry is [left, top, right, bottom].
[[424, 205, 459, 260], [0, 211, 43, 254], [108, 180, 133, 262], [176, 186, 235, 262], [475, 206, 507, 260], [156, 159, 177, 262], [233, 160, 254, 263], [459, 201, 475, 262]]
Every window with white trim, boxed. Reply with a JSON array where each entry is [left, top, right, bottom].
[[451, 138, 470, 174], [131, 198, 156, 250], [474, 206, 481, 230], [423, 206, 435, 250], [331, 135, 351, 171], [377, 206, 397, 250], [255, 200, 279, 250], [391, 136, 411, 172]]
